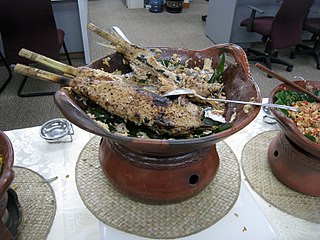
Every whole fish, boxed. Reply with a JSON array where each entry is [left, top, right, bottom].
[[14, 64, 206, 136]]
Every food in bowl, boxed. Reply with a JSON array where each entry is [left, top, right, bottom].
[[14, 24, 259, 140], [83, 52, 234, 139], [274, 88, 320, 144]]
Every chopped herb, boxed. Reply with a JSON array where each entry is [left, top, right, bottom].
[[274, 89, 320, 144], [274, 90, 317, 115]]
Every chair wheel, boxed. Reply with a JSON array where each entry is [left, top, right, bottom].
[[244, 49, 251, 56], [290, 53, 295, 59], [286, 66, 293, 72]]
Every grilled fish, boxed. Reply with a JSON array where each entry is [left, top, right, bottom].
[[14, 64, 205, 136]]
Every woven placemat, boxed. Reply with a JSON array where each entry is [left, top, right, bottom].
[[12, 166, 56, 240], [75, 136, 240, 239], [241, 130, 320, 223]]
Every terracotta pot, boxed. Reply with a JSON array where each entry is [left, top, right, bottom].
[[99, 138, 219, 203], [0, 131, 15, 239], [54, 43, 261, 204], [268, 80, 320, 196]]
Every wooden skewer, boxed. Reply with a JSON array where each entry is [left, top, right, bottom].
[[255, 63, 320, 102], [18, 48, 78, 76], [14, 64, 72, 85]]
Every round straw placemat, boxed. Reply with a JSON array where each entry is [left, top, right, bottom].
[[75, 136, 240, 239], [12, 166, 56, 240], [241, 130, 320, 223]]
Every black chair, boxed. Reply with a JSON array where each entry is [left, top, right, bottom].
[[201, 0, 209, 22], [240, 0, 315, 72], [0, 51, 12, 95], [290, 18, 320, 70], [0, 0, 72, 97]]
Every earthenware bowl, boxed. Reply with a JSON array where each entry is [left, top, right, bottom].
[[269, 80, 320, 158], [55, 43, 261, 203], [268, 80, 320, 196], [0, 131, 15, 239]]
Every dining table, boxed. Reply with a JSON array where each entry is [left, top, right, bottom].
[[4, 99, 320, 240]]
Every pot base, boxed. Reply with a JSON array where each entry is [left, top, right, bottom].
[[0, 189, 22, 240], [99, 138, 220, 204], [268, 132, 320, 196]]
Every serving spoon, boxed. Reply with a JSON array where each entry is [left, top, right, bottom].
[[162, 88, 299, 112], [112, 26, 131, 43]]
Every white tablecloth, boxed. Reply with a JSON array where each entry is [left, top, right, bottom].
[[5, 106, 320, 240]]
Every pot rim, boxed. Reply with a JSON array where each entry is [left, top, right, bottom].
[[0, 131, 14, 197]]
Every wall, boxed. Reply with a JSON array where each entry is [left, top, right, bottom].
[[52, 1, 84, 53], [0, 0, 84, 58]]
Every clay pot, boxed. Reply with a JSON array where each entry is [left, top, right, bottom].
[[54, 43, 261, 204], [268, 80, 320, 196], [0, 131, 15, 239]]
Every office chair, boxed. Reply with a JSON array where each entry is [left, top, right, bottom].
[[0, 0, 72, 97], [290, 18, 320, 70], [240, 0, 315, 72]]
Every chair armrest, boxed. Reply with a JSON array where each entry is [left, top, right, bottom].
[[308, 8, 319, 14], [247, 5, 264, 14], [245, 5, 264, 32]]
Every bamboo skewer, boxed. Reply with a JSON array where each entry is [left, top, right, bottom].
[[96, 42, 116, 50], [18, 48, 78, 76], [255, 63, 320, 102], [88, 23, 121, 46], [14, 64, 71, 85], [87, 23, 181, 92]]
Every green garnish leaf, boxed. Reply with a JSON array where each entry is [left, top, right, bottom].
[[208, 53, 225, 84], [202, 118, 222, 126], [214, 123, 231, 133], [160, 59, 170, 68], [202, 118, 231, 133], [305, 134, 317, 143]]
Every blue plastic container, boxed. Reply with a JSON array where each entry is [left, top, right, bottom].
[[149, 0, 164, 13]]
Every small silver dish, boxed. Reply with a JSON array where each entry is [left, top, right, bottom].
[[40, 118, 74, 143], [262, 106, 277, 124]]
